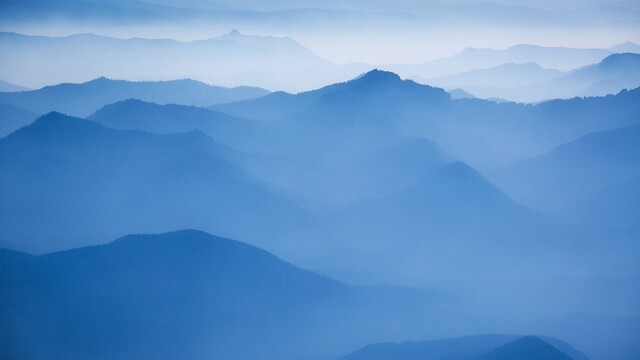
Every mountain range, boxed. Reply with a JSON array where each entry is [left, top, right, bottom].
[[87, 99, 265, 150], [413, 53, 640, 102], [212, 69, 640, 168], [494, 125, 640, 217], [2, 0, 637, 30], [0, 76, 267, 117], [0, 69, 638, 360], [0, 229, 469, 360], [2, 1, 640, 360], [341, 335, 587, 360], [390, 44, 615, 79], [2, 30, 638, 100], [0, 31, 361, 92], [0, 112, 304, 253]]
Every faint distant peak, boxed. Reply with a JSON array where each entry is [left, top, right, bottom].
[[433, 161, 510, 196], [609, 41, 640, 54], [500, 62, 544, 69], [212, 29, 306, 49], [216, 29, 258, 40], [448, 88, 475, 99], [507, 43, 545, 51], [0, 79, 29, 92]]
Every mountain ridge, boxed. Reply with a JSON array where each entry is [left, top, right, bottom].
[[0, 112, 306, 253], [340, 334, 588, 360], [0, 76, 269, 117]]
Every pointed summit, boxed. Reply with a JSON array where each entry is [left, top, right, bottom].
[[354, 69, 402, 84], [5, 111, 103, 143], [478, 336, 574, 360], [609, 41, 640, 54]]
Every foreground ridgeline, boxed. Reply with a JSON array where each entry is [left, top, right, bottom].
[[0, 230, 585, 360]]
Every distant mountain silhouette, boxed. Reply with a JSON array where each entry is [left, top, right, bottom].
[[0, 31, 362, 93], [211, 90, 320, 121], [427, 62, 564, 90], [0, 112, 304, 252], [215, 69, 448, 121], [496, 125, 640, 215], [388, 161, 514, 211], [284, 69, 448, 136], [448, 88, 476, 99], [214, 69, 450, 161], [1, 0, 635, 31], [0, 229, 461, 360], [0, 76, 268, 117], [0, 102, 37, 137], [415, 53, 640, 103], [88, 99, 266, 150], [389, 44, 612, 79], [215, 70, 640, 168], [0, 79, 28, 92], [609, 41, 640, 54], [349, 138, 455, 196], [477, 336, 575, 360], [543, 53, 640, 99], [341, 334, 587, 360], [316, 161, 567, 282], [265, 136, 454, 204], [429, 86, 640, 167], [370, 161, 548, 235]]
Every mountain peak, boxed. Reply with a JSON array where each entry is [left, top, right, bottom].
[[8, 112, 101, 141], [609, 41, 640, 53], [399, 161, 514, 207], [355, 69, 402, 83], [111, 229, 239, 251], [33, 111, 75, 124], [479, 336, 574, 360], [437, 161, 483, 179]]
